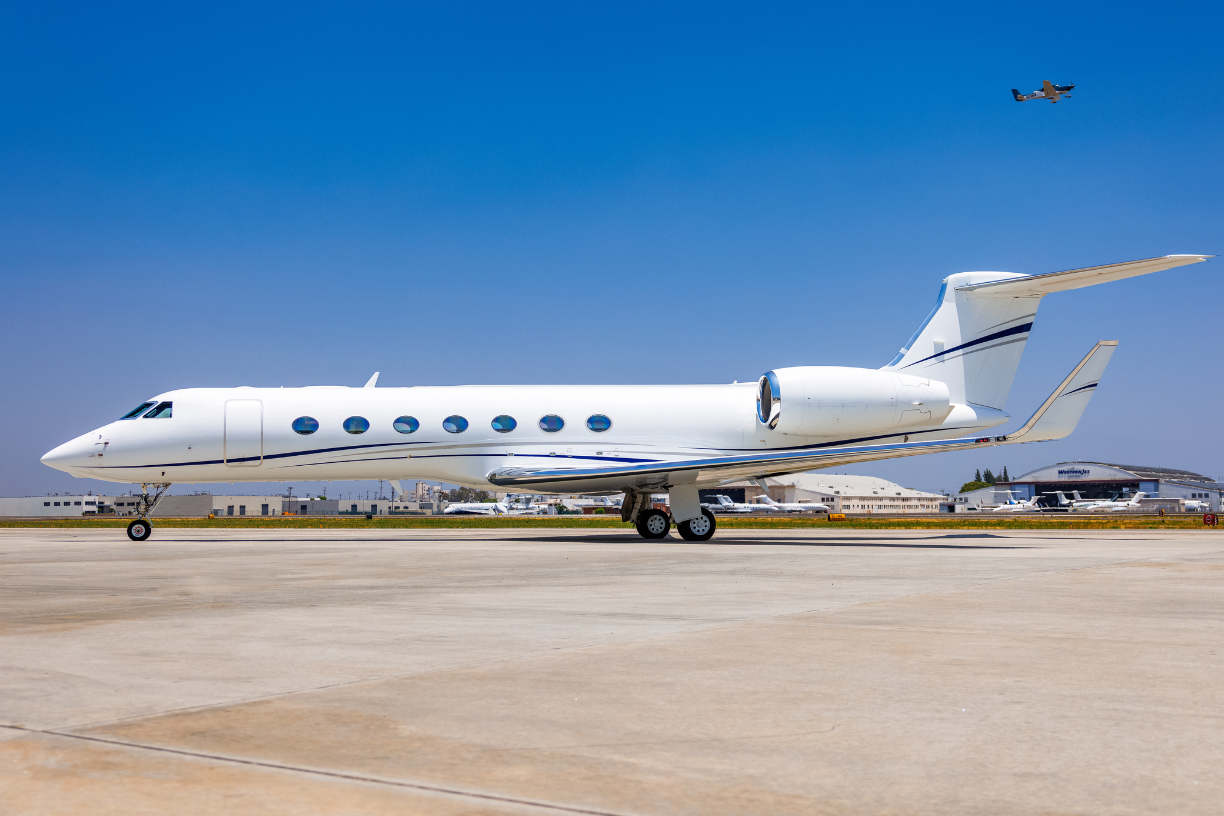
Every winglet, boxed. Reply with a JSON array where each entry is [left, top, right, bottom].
[[364, 372, 380, 388], [1007, 341, 1117, 443]]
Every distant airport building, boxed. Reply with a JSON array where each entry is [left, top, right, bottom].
[[1, 494, 291, 518], [711, 473, 943, 513], [956, 462, 1222, 512], [0, 495, 116, 516]]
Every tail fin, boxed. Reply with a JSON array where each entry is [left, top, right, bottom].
[[1011, 88, 1024, 101], [881, 256, 1207, 410]]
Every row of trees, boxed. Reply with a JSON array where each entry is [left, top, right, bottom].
[[959, 466, 1010, 494]]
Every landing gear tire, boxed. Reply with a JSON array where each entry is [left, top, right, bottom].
[[127, 519, 152, 541], [677, 508, 717, 542], [636, 509, 671, 539]]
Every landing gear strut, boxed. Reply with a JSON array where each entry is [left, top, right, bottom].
[[126, 483, 171, 541]]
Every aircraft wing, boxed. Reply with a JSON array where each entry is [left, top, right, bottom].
[[1043, 80, 1057, 96], [487, 341, 1119, 494]]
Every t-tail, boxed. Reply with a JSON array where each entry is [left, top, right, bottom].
[[880, 256, 1209, 411]]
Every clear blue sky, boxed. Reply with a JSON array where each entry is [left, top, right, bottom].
[[2, 1, 1220, 499]]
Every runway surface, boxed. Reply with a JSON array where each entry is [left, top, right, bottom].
[[2, 527, 1221, 815]]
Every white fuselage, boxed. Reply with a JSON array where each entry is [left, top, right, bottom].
[[42, 380, 1007, 490]]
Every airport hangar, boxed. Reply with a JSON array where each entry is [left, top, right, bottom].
[[957, 462, 1223, 511]]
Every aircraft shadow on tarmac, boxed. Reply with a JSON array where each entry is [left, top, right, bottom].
[[491, 533, 1035, 549], [140, 532, 1037, 550]]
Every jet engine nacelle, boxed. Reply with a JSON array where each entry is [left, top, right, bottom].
[[757, 366, 952, 436]]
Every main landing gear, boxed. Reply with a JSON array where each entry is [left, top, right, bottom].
[[677, 508, 717, 542], [126, 482, 171, 541], [631, 504, 718, 542], [635, 509, 671, 539]]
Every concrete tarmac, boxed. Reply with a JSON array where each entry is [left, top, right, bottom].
[[1, 527, 1221, 815]]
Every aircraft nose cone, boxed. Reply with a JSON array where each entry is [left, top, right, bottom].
[[41, 436, 95, 473]]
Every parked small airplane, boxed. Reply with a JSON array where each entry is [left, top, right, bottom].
[[1184, 499, 1210, 512], [702, 495, 765, 514], [1012, 80, 1074, 103], [443, 500, 511, 515], [991, 495, 1040, 512], [1055, 490, 1105, 510], [1084, 492, 1147, 512], [752, 495, 829, 513], [443, 493, 543, 515]]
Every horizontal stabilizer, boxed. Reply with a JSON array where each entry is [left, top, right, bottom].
[[1004, 341, 1117, 443], [958, 255, 1209, 297]]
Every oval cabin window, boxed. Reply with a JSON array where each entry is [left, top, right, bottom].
[[586, 414, 612, 432], [491, 415, 517, 433], [539, 415, 564, 433], [343, 416, 369, 434], [443, 415, 469, 434], [292, 416, 319, 435], [393, 416, 419, 434]]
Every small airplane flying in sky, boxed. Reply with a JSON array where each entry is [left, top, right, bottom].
[[41, 254, 1208, 542], [1012, 81, 1074, 103]]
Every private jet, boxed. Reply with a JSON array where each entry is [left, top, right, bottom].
[[991, 495, 1041, 512], [752, 495, 830, 513], [40, 255, 1209, 542], [1056, 490, 1104, 510], [1084, 492, 1147, 512], [1012, 81, 1074, 103], [702, 495, 764, 514]]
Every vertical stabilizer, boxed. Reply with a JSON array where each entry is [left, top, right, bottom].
[[880, 271, 1036, 409], [881, 256, 1208, 410]]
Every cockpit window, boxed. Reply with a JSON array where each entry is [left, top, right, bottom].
[[120, 402, 156, 419], [143, 401, 173, 419]]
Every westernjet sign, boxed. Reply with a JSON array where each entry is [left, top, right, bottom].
[[1057, 468, 1091, 478]]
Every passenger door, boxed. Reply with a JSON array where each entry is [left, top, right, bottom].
[[224, 400, 263, 467]]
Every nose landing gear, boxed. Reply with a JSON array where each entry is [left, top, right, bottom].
[[125, 483, 172, 541]]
